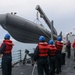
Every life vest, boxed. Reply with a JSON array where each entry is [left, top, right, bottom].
[[55, 41, 63, 50], [2, 40, 14, 54], [72, 41, 75, 48], [38, 42, 49, 57], [66, 42, 71, 48], [48, 45, 57, 56]]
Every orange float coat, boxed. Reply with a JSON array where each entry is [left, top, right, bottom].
[[48, 45, 57, 56], [1, 40, 13, 54], [38, 42, 49, 57], [55, 41, 63, 50]]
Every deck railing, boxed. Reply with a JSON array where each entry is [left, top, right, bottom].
[[0, 50, 22, 68], [0, 49, 34, 68]]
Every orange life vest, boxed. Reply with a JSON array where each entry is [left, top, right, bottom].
[[55, 41, 63, 50], [38, 42, 49, 57], [49, 45, 57, 56], [66, 42, 71, 46], [72, 41, 75, 48], [2, 40, 14, 54]]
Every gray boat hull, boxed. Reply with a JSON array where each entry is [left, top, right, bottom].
[[0, 13, 57, 43]]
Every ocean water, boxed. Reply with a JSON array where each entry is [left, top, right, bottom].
[[0, 40, 37, 65]]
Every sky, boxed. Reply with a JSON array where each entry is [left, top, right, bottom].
[[0, 0, 75, 40]]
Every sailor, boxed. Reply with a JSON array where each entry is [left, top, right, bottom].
[[48, 40, 57, 75], [66, 40, 71, 58], [34, 35, 50, 75], [55, 36, 63, 74], [0, 34, 14, 75]]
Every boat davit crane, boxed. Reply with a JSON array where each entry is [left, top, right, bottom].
[[36, 5, 57, 36]]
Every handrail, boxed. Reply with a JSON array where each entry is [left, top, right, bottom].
[[0, 50, 22, 68], [0, 49, 35, 68]]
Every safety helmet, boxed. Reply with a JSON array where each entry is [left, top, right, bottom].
[[57, 37, 62, 41], [39, 36, 45, 41], [4, 34, 10, 39], [48, 40, 53, 45]]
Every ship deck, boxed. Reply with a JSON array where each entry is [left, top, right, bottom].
[[0, 49, 75, 75]]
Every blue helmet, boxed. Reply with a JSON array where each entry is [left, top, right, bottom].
[[39, 36, 45, 41], [4, 34, 10, 39], [48, 40, 53, 45], [57, 37, 62, 41]]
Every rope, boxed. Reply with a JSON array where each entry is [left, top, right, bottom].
[[33, 11, 51, 39]]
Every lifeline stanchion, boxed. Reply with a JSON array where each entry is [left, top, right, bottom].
[[31, 63, 36, 75]]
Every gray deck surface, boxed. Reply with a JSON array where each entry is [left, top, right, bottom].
[[0, 49, 75, 75]]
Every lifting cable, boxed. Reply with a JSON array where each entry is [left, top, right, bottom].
[[33, 11, 51, 39]]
